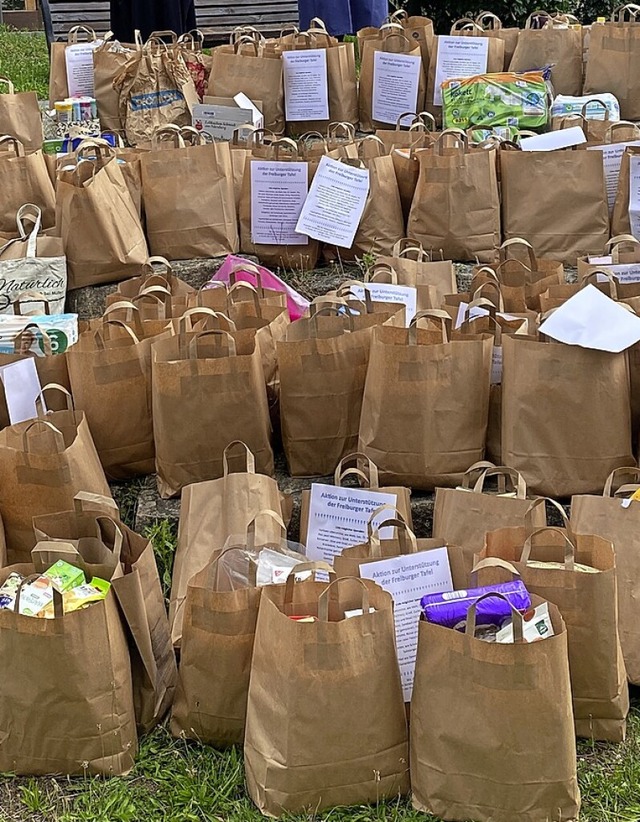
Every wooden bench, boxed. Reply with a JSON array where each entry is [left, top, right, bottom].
[[41, 0, 299, 47]]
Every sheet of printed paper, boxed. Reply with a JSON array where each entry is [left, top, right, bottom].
[[349, 283, 417, 326], [305, 483, 398, 567], [538, 285, 640, 352], [519, 127, 586, 151], [588, 255, 640, 284], [251, 160, 309, 245], [372, 51, 421, 125], [588, 141, 640, 213], [282, 49, 329, 121], [65, 41, 102, 98], [360, 547, 453, 700], [295, 155, 369, 247], [433, 36, 489, 107], [629, 154, 640, 240], [0, 358, 43, 424], [192, 103, 255, 141]]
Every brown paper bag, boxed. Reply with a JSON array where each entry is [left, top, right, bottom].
[[358, 25, 426, 133], [282, 24, 358, 135], [509, 13, 583, 96], [278, 308, 389, 477], [170, 442, 289, 645], [94, 37, 139, 134], [478, 512, 629, 742], [584, 6, 640, 120], [66, 317, 156, 479], [407, 132, 501, 263], [114, 41, 198, 147], [32, 493, 177, 733], [359, 312, 492, 490], [299, 453, 413, 543], [501, 334, 634, 497], [171, 546, 261, 746], [0, 396, 112, 562], [141, 129, 239, 261], [56, 145, 149, 289], [410, 593, 580, 821], [376, 239, 457, 309], [383, 9, 435, 67], [433, 463, 545, 578], [48, 25, 99, 106], [244, 576, 409, 816], [475, 11, 520, 68], [0, 564, 137, 776], [152, 329, 274, 498], [209, 40, 284, 134], [612, 146, 640, 236], [571, 467, 640, 685], [0, 137, 55, 234], [500, 146, 610, 264], [0, 77, 43, 151], [107, 256, 195, 309]]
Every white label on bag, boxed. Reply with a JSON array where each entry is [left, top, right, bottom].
[[491, 345, 503, 385], [361, 548, 453, 700], [588, 141, 640, 213], [349, 283, 417, 326], [372, 52, 421, 125], [250, 160, 309, 246], [306, 483, 398, 565], [629, 154, 640, 240], [295, 155, 369, 248], [433, 36, 489, 107], [282, 49, 329, 121], [65, 41, 102, 98], [0, 358, 43, 424]]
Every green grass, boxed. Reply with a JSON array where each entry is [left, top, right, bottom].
[[2, 19, 640, 822], [0, 26, 49, 100]]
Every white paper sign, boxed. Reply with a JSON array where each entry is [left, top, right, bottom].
[[64, 41, 102, 98], [295, 155, 369, 247], [519, 126, 587, 151], [305, 483, 398, 567], [588, 141, 640, 213], [372, 51, 421, 126], [360, 547, 453, 700], [589, 258, 640, 283], [0, 358, 43, 424], [433, 36, 489, 107], [250, 160, 309, 246], [349, 283, 417, 326], [629, 154, 640, 239], [282, 49, 329, 121], [538, 285, 640, 352]]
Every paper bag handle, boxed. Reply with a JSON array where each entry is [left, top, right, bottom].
[[521, 527, 576, 570], [284, 561, 335, 603], [222, 440, 256, 475], [465, 592, 523, 640], [187, 329, 237, 358], [35, 383, 74, 417], [228, 281, 263, 317], [21, 419, 65, 454], [177, 309, 236, 334], [369, 518, 417, 557], [317, 576, 370, 622], [366, 504, 405, 537], [603, 466, 640, 497], [13, 323, 53, 357], [94, 320, 140, 350], [246, 508, 286, 551], [525, 497, 571, 537], [334, 452, 380, 488], [460, 460, 497, 489], [0, 77, 15, 94], [498, 238, 537, 269], [471, 556, 521, 582], [203, 544, 258, 589], [74, 491, 119, 517], [366, 263, 398, 285], [472, 467, 527, 498], [409, 310, 451, 344]]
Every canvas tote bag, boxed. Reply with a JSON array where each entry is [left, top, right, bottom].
[[152, 329, 274, 498], [478, 512, 629, 742], [170, 441, 289, 645], [359, 312, 492, 490], [0, 137, 55, 234], [584, 5, 640, 120], [501, 334, 634, 497], [244, 575, 409, 816], [32, 492, 177, 734], [411, 592, 580, 822], [0, 562, 137, 776], [0, 77, 43, 151], [433, 463, 545, 578], [141, 127, 238, 261], [0, 389, 111, 562], [571, 467, 640, 685], [55, 145, 149, 289], [500, 144, 610, 264], [407, 131, 501, 263]]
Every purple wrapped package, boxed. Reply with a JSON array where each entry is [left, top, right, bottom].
[[420, 581, 531, 628]]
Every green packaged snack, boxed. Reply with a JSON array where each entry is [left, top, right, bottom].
[[43, 560, 85, 593], [442, 71, 549, 131]]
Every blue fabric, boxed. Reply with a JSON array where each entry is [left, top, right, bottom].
[[298, 0, 388, 36]]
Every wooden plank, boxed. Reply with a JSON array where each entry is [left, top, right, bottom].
[[25, 0, 37, 10]]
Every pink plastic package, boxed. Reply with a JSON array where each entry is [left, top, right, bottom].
[[205, 255, 310, 321]]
